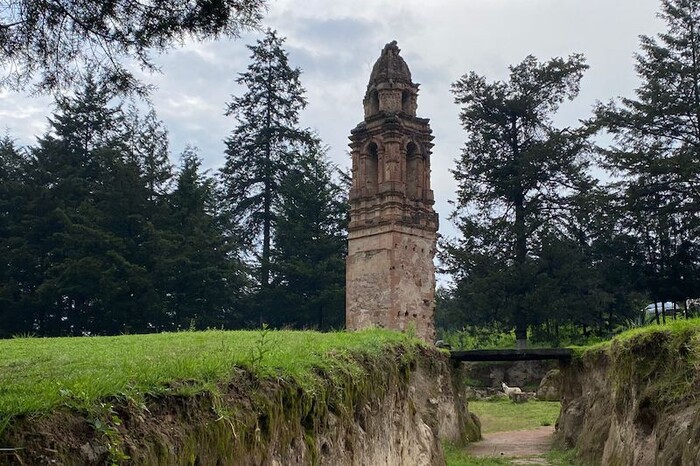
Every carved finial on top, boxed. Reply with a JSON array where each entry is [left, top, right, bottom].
[[368, 40, 412, 86], [382, 40, 400, 55]]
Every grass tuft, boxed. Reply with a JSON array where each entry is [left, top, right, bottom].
[[443, 442, 511, 466]]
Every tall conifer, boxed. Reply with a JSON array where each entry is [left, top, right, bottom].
[[221, 29, 313, 290], [449, 55, 591, 347]]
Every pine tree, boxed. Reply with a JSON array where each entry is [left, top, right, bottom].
[[124, 107, 173, 202], [24, 77, 122, 334], [448, 54, 591, 347], [0, 136, 35, 337], [270, 143, 348, 329], [164, 147, 245, 330], [596, 0, 700, 311], [26, 76, 163, 335], [1, 0, 266, 93], [221, 29, 314, 292]]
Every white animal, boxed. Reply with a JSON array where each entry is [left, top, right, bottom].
[[501, 382, 522, 398]]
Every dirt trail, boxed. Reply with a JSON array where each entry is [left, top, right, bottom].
[[467, 426, 555, 465]]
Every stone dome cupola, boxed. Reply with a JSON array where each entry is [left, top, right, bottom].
[[363, 41, 419, 118]]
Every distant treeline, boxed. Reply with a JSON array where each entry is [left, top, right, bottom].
[[438, 0, 700, 343], [0, 31, 347, 337], [2, 1, 700, 342]]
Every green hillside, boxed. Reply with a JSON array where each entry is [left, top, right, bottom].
[[0, 328, 419, 419]]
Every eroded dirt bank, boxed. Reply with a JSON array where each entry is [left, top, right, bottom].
[[1, 345, 479, 465], [556, 327, 700, 465]]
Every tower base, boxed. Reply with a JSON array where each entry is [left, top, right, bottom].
[[345, 223, 436, 342]]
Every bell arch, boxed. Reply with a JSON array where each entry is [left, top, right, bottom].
[[405, 141, 424, 200], [363, 139, 381, 195]]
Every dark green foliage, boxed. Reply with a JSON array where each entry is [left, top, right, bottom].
[[0, 136, 34, 336], [1, 34, 348, 335], [441, 0, 700, 345], [0, 0, 267, 93], [220, 30, 348, 328], [163, 147, 246, 330], [595, 0, 700, 315], [0, 77, 248, 336], [268, 144, 348, 329], [447, 54, 591, 344], [221, 29, 315, 290]]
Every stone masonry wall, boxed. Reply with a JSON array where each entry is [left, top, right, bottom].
[[346, 224, 435, 342]]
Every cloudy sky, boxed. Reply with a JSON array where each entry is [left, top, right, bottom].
[[1, 0, 665, 243]]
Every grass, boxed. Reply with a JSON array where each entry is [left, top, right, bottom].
[[0, 328, 419, 418], [546, 448, 594, 466], [438, 325, 608, 351], [468, 399, 561, 434], [444, 445, 588, 466], [572, 317, 700, 356]]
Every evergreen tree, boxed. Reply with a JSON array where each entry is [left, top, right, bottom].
[[448, 54, 591, 347], [221, 29, 314, 292], [596, 0, 700, 310], [0, 77, 250, 337], [0, 136, 34, 337], [164, 147, 245, 330], [25, 77, 125, 334], [125, 107, 173, 201], [0, 0, 266, 93], [270, 143, 348, 329], [25, 76, 163, 334]]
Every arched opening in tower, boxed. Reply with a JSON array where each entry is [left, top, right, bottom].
[[366, 142, 379, 195], [406, 142, 422, 200], [401, 90, 412, 114]]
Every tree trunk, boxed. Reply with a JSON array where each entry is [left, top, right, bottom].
[[511, 115, 528, 349], [654, 300, 660, 325], [261, 76, 273, 291], [662, 300, 667, 324]]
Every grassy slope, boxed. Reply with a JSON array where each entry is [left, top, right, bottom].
[[576, 317, 700, 406], [0, 328, 417, 419], [574, 317, 700, 356]]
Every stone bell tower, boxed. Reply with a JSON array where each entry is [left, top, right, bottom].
[[345, 41, 438, 342]]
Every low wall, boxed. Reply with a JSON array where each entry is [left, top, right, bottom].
[[462, 360, 557, 390]]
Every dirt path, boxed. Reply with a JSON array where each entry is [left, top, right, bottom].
[[467, 426, 555, 465]]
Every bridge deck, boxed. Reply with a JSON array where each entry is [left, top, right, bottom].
[[449, 348, 573, 362]]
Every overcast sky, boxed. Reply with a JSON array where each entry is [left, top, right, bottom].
[[1, 0, 665, 244]]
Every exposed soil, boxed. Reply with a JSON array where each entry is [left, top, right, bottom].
[[1, 346, 479, 465], [467, 426, 554, 464]]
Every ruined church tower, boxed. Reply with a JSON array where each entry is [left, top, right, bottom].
[[345, 41, 438, 342]]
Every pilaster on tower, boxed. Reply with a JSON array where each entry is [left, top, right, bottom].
[[345, 41, 438, 342]]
